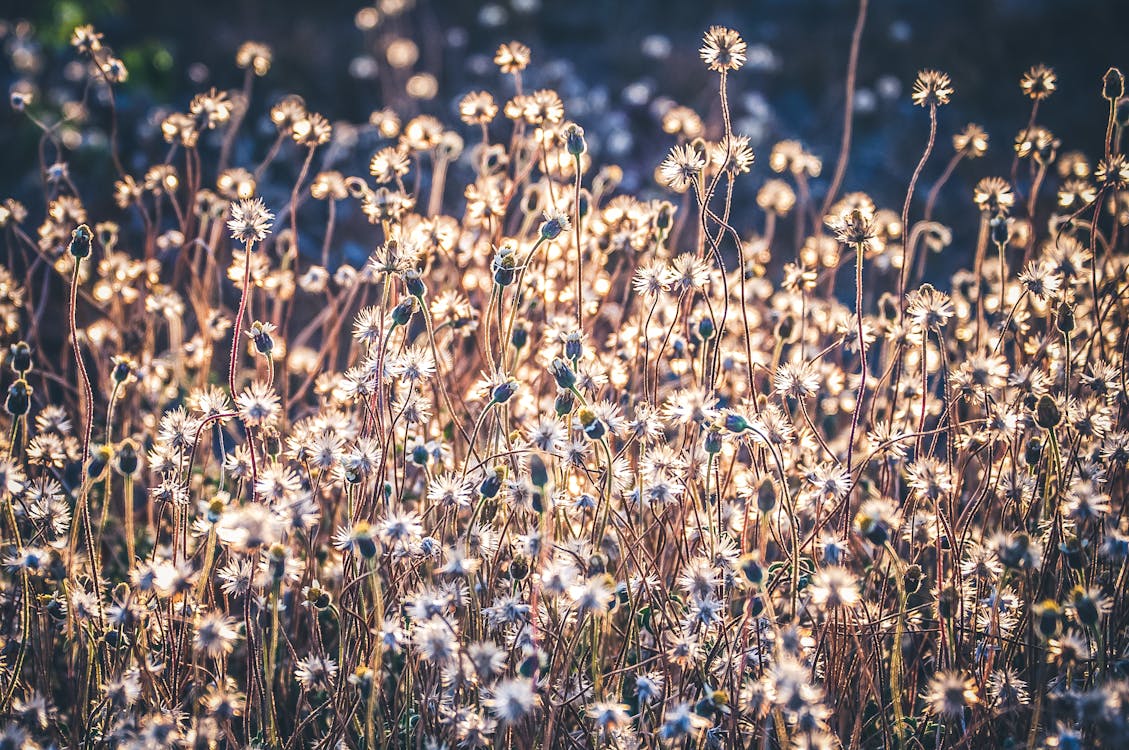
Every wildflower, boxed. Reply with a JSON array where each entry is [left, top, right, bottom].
[[659, 144, 705, 192], [1020, 64, 1057, 100], [588, 702, 631, 736], [1095, 154, 1129, 189], [911, 70, 954, 107], [294, 655, 338, 691], [569, 574, 615, 614], [905, 284, 954, 329], [245, 320, 277, 355], [227, 197, 273, 244], [193, 612, 241, 658], [413, 618, 459, 664], [924, 671, 979, 717], [459, 91, 498, 125], [485, 678, 537, 724], [699, 26, 747, 72], [953, 123, 989, 157], [659, 702, 711, 742], [292, 112, 332, 146], [540, 210, 571, 240], [973, 177, 1016, 215], [333, 521, 379, 559], [494, 42, 531, 74], [71, 25, 104, 54], [808, 566, 860, 610], [236, 382, 281, 427], [826, 205, 878, 251], [711, 133, 755, 174], [235, 41, 272, 76]]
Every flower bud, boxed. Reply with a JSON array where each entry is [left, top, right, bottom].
[[114, 438, 140, 477], [563, 123, 587, 157], [550, 357, 576, 390], [704, 427, 722, 454], [479, 466, 506, 499], [68, 224, 93, 259], [1055, 302, 1074, 334], [511, 322, 528, 350], [111, 355, 135, 384], [404, 269, 427, 298], [554, 388, 575, 416], [9, 342, 31, 374], [1034, 394, 1061, 429], [1103, 67, 1125, 101], [390, 296, 418, 327], [508, 555, 530, 581], [5, 379, 31, 417], [738, 553, 763, 587], [723, 413, 748, 433], [491, 379, 519, 404], [564, 332, 583, 361], [492, 247, 516, 286], [529, 453, 549, 488], [540, 212, 568, 240], [756, 477, 777, 513]]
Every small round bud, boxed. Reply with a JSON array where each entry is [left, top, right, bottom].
[[904, 564, 923, 594], [1034, 600, 1062, 640], [540, 212, 569, 241], [703, 427, 722, 454], [111, 355, 136, 384], [480, 466, 506, 500], [1103, 68, 1125, 101], [722, 413, 749, 433], [738, 554, 763, 587], [1055, 302, 1074, 334], [508, 555, 530, 581], [9, 342, 31, 374], [563, 123, 586, 157], [390, 296, 418, 327], [492, 247, 516, 286], [554, 388, 575, 417], [404, 269, 427, 298], [550, 357, 576, 390], [491, 379, 519, 404], [1034, 394, 1061, 429], [529, 453, 549, 488], [5, 379, 32, 417], [87, 444, 113, 480], [564, 331, 583, 361], [511, 322, 528, 350], [114, 438, 140, 477], [990, 216, 1009, 246], [756, 477, 777, 513], [69, 224, 93, 259]]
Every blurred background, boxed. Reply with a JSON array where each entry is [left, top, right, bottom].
[[1, 0, 1127, 261]]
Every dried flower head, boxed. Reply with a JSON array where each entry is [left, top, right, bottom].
[[911, 70, 954, 107], [700, 26, 747, 73], [1020, 64, 1057, 100], [227, 197, 274, 244]]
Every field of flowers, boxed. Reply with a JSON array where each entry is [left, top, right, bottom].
[[0, 2, 1127, 748]]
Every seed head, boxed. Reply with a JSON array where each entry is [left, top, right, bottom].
[[227, 197, 274, 244], [699, 26, 747, 73]]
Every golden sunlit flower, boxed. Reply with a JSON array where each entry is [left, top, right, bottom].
[[699, 26, 747, 73], [911, 69, 954, 107]]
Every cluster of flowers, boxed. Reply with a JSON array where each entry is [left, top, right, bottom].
[[0, 10, 1127, 750]]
